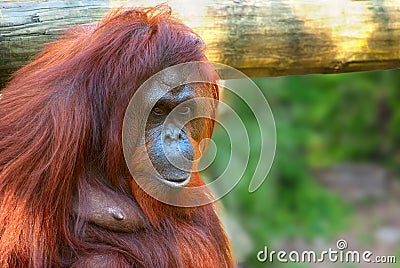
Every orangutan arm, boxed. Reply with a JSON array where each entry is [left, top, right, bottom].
[[73, 181, 145, 233]]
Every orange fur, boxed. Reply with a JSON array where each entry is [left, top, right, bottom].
[[0, 6, 234, 267]]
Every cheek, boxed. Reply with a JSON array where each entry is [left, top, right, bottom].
[[187, 119, 204, 141], [187, 118, 215, 142], [190, 139, 202, 170]]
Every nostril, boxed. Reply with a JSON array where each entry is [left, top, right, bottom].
[[163, 126, 180, 141], [164, 128, 172, 140]]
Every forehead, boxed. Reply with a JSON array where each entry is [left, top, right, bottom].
[[142, 62, 218, 104], [168, 83, 214, 98], [147, 82, 214, 105]]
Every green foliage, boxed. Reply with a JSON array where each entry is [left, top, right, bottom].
[[282, 70, 400, 168], [201, 70, 400, 267]]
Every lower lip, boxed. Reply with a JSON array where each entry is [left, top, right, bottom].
[[163, 176, 191, 187]]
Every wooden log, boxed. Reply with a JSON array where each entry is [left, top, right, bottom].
[[1, 0, 400, 88]]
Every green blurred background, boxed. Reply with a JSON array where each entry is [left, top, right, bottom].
[[202, 69, 400, 268]]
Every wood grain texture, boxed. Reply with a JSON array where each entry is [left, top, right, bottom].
[[1, 0, 400, 88]]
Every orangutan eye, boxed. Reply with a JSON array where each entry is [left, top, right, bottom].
[[176, 105, 191, 115], [152, 104, 166, 116]]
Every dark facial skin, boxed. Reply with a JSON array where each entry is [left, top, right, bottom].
[[144, 83, 214, 187]]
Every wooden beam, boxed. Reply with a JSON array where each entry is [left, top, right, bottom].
[[1, 0, 400, 88]]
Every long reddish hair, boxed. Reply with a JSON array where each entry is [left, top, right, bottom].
[[0, 6, 233, 267]]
